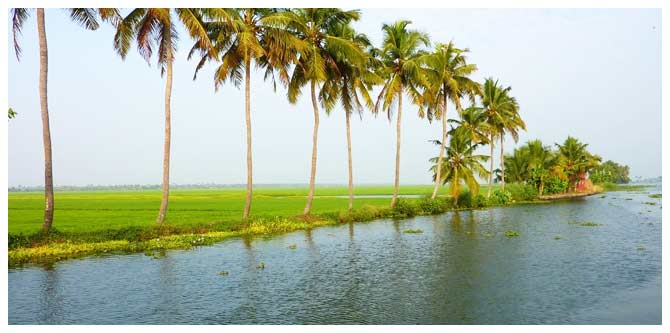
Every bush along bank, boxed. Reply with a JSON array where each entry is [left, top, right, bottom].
[[8, 183, 611, 267]]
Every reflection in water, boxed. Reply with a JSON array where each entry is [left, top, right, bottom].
[[9, 187, 662, 324]]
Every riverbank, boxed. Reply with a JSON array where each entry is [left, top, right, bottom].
[[7, 184, 647, 267]]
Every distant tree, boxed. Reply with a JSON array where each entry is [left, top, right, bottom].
[[590, 160, 630, 184]]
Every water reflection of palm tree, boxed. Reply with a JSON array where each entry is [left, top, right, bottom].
[[39, 268, 62, 324]]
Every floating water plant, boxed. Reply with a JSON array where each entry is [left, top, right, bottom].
[[636, 245, 646, 251], [219, 271, 229, 276], [625, 198, 633, 201], [599, 195, 606, 198], [579, 221, 602, 227], [256, 262, 265, 269], [504, 230, 520, 237], [569, 221, 602, 226], [481, 232, 494, 238], [649, 194, 662, 199], [403, 229, 424, 234], [287, 244, 297, 250], [554, 236, 561, 240], [644, 202, 656, 206]]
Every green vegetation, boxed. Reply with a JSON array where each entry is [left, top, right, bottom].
[[402, 229, 424, 234], [256, 262, 265, 269], [287, 244, 297, 250], [590, 160, 631, 184], [649, 194, 662, 199], [644, 202, 657, 206], [219, 271, 229, 276], [568, 221, 602, 227], [504, 230, 520, 237]]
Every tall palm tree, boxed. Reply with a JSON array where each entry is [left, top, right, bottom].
[[191, 9, 304, 218], [480, 78, 518, 196], [11, 8, 118, 232], [497, 93, 525, 190], [373, 20, 430, 208], [113, 8, 218, 224], [420, 42, 481, 199], [429, 130, 489, 207], [284, 8, 365, 215], [319, 24, 380, 211]]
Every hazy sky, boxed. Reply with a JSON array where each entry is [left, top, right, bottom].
[[7, 8, 661, 187]]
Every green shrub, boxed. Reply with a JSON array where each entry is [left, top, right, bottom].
[[337, 205, 390, 223], [543, 177, 568, 195], [456, 190, 472, 208], [489, 189, 512, 205], [506, 183, 538, 201], [472, 194, 489, 208], [392, 199, 420, 218], [418, 197, 449, 214]]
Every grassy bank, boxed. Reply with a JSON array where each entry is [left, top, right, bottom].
[[7, 183, 630, 267]]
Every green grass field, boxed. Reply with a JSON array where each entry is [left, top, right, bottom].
[[9, 185, 474, 235]]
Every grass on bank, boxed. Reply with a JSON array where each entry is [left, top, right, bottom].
[[7, 183, 626, 266]]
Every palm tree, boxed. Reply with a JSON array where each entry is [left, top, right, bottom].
[[429, 130, 489, 207], [284, 8, 365, 215], [8, 108, 17, 119], [555, 136, 601, 192], [11, 8, 118, 231], [373, 20, 430, 208], [190, 9, 304, 218], [113, 8, 218, 224], [319, 24, 380, 211], [448, 106, 490, 145], [497, 93, 525, 190], [480, 78, 518, 196], [503, 145, 531, 183], [525, 139, 556, 195], [420, 42, 480, 200]]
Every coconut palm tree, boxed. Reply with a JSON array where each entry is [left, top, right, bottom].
[[11, 8, 119, 231], [283, 8, 365, 215], [429, 130, 489, 207], [448, 106, 489, 144], [497, 93, 525, 190], [373, 20, 430, 208], [420, 42, 481, 200], [190, 9, 304, 218], [555, 136, 601, 192], [525, 139, 556, 195], [113, 8, 220, 224], [480, 78, 518, 196], [319, 24, 380, 211]]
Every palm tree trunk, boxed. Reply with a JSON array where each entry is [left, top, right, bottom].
[[539, 177, 544, 196], [431, 98, 447, 200], [243, 58, 253, 218], [303, 80, 319, 215], [345, 110, 354, 211], [500, 134, 505, 190], [452, 168, 459, 207], [390, 90, 403, 208], [156, 51, 173, 224], [37, 9, 54, 232], [487, 132, 494, 198]]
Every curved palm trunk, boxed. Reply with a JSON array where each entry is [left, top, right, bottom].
[[37, 9, 54, 232], [431, 98, 447, 200], [452, 168, 459, 207], [500, 134, 505, 190], [243, 58, 253, 218], [487, 132, 494, 198], [345, 110, 354, 211], [303, 80, 319, 215], [390, 90, 403, 208], [156, 52, 173, 224]]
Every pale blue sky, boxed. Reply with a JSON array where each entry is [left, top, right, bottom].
[[7, 8, 661, 186]]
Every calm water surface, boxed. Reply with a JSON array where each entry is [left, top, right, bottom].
[[9, 187, 662, 324]]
